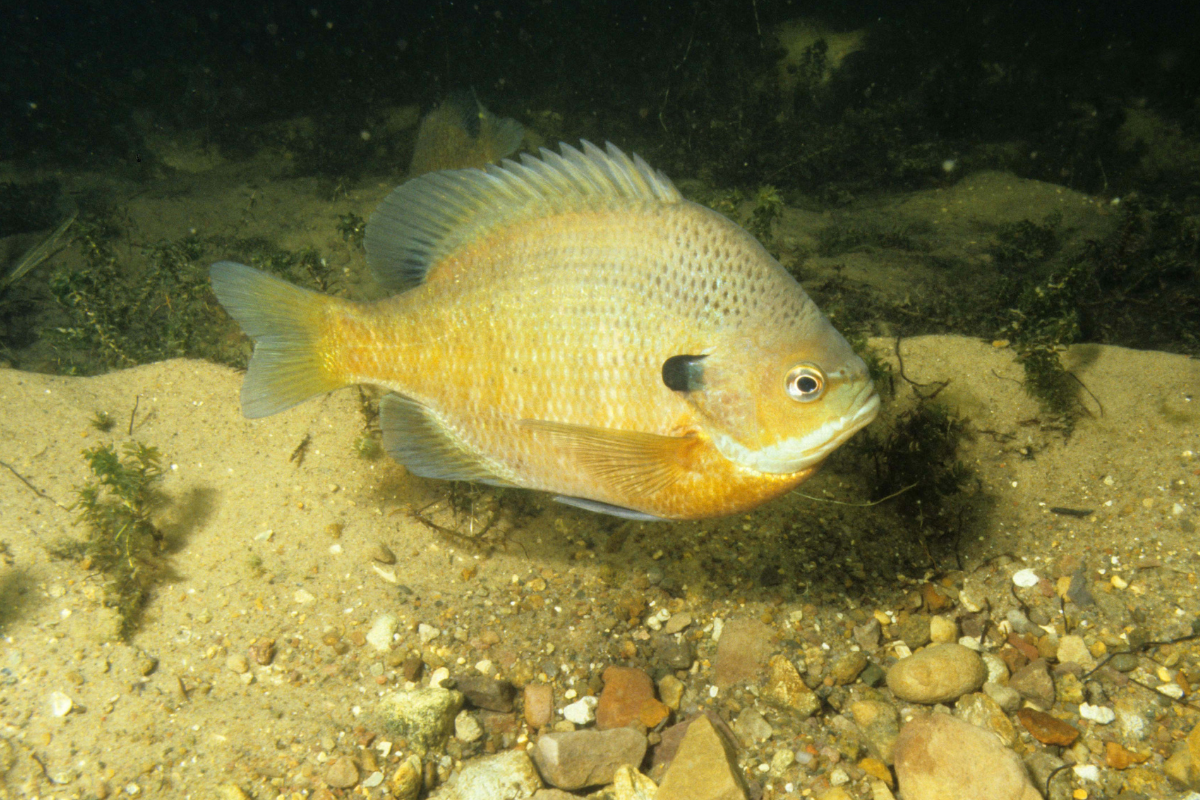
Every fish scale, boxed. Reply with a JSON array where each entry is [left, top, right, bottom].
[[210, 141, 878, 520]]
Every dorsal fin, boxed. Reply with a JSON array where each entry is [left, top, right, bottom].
[[365, 141, 682, 293]]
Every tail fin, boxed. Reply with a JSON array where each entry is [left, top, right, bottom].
[[210, 261, 345, 418]]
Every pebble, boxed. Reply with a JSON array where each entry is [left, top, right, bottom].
[[323, 756, 359, 789], [455, 711, 483, 743], [596, 666, 669, 729], [388, 755, 423, 799], [431, 750, 542, 799], [657, 675, 685, 711], [663, 612, 692, 635], [763, 654, 820, 719], [524, 683, 554, 728], [982, 681, 1022, 712], [1009, 659, 1056, 709], [1016, 708, 1080, 746], [457, 676, 516, 712], [1079, 702, 1115, 724], [886, 644, 986, 704], [848, 700, 900, 764], [606, 765, 657, 800], [1012, 568, 1040, 587], [713, 618, 774, 688], [225, 654, 249, 675], [532, 728, 648, 790], [732, 707, 773, 745], [929, 615, 958, 644], [563, 696, 598, 726], [418, 623, 441, 644], [366, 614, 398, 652], [898, 615, 931, 649], [656, 715, 749, 800], [47, 692, 73, 717], [830, 651, 869, 685], [378, 687, 464, 755], [954, 692, 1016, 745], [894, 713, 1040, 800], [1056, 634, 1097, 670]]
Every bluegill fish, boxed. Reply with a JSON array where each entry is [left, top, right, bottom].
[[408, 91, 524, 176], [210, 142, 879, 520]]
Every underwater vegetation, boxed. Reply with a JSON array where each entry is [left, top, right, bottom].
[[39, 214, 342, 375], [51, 441, 169, 640]]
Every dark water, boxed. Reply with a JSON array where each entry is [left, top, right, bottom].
[[1, 0, 1198, 369]]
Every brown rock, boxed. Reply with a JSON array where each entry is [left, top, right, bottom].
[[920, 583, 952, 612], [894, 713, 1040, 800], [858, 756, 894, 787], [886, 644, 986, 705], [323, 756, 359, 789], [533, 728, 648, 790], [1105, 741, 1149, 770], [656, 715, 749, 800], [830, 651, 869, 686], [1016, 708, 1080, 746], [596, 666, 667, 730], [524, 682, 554, 728], [954, 692, 1016, 746], [713, 618, 774, 689], [763, 654, 820, 719], [1009, 659, 1055, 709], [457, 675, 516, 712]]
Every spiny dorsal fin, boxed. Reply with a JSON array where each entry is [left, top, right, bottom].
[[365, 141, 682, 293]]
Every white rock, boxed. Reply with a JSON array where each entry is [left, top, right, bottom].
[[1073, 764, 1101, 782], [48, 692, 72, 717], [455, 711, 483, 743], [418, 623, 441, 644], [366, 614, 398, 652], [1011, 568, 1039, 588], [1079, 703, 1115, 724], [562, 696, 598, 725]]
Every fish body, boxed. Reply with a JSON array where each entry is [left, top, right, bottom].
[[210, 142, 878, 520]]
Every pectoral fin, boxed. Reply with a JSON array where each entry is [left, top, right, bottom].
[[519, 419, 699, 502]]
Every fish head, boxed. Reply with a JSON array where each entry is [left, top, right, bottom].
[[684, 313, 879, 476]]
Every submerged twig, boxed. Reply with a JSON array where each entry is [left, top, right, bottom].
[[1, 208, 78, 291]]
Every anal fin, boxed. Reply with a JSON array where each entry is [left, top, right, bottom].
[[380, 393, 509, 485], [553, 496, 667, 522]]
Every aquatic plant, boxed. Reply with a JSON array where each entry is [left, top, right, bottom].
[[52, 441, 168, 639]]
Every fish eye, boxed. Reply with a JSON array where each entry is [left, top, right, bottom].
[[785, 364, 825, 402]]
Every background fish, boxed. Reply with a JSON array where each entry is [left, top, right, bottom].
[[407, 90, 525, 176], [210, 142, 879, 521]]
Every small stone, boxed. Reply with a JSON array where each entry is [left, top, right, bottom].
[[225, 654, 249, 675], [366, 614, 398, 652], [455, 711, 483, 743], [371, 543, 396, 564], [886, 644, 986, 705], [1056, 635, 1096, 670], [919, 583, 951, 613], [47, 692, 73, 717], [248, 638, 276, 666], [898, 615, 931, 649], [1108, 653, 1139, 672], [732, 707, 773, 745], [954, 692, 1016, 745], [533, 728, 648, 790], [1078, 703, 1115, 724], [402, 656, 424, 683], [763, 654, 820, 719], [1012, 568, 1039, 587], [1009, 659, 1056, 709], [563, 696, 597, 726], [596, 666, 669, 730], [894, 713, 1040, 800], [858, 756, 893, 787], [831, 651, 869, 685], [656, 715, 749, 800], [1016, 708, 1080, 746], [433, 749, 542, 799], [324, 756, 359, 789], [653, 636, 694, 670], [524, 683, 554, 728], [136, 657, 158, 677], [607, 765, 658, 800], [849, 700, 900, 764], [929, 616, 958, 644], [378, 686, 464, 755], [658, 675, 685, 711], [854, 619, 882, 650], [457, 676, 516, 712], [982, 681, 1021, 712], [418, 623, 441, 644], [713, 618, 774, 689], [663, 612, 692, 634], [388, 755, 423, 800], [1104, 741, 1148, 769]]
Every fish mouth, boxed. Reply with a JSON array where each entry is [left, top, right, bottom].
[[714, 380, 881, 475]]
